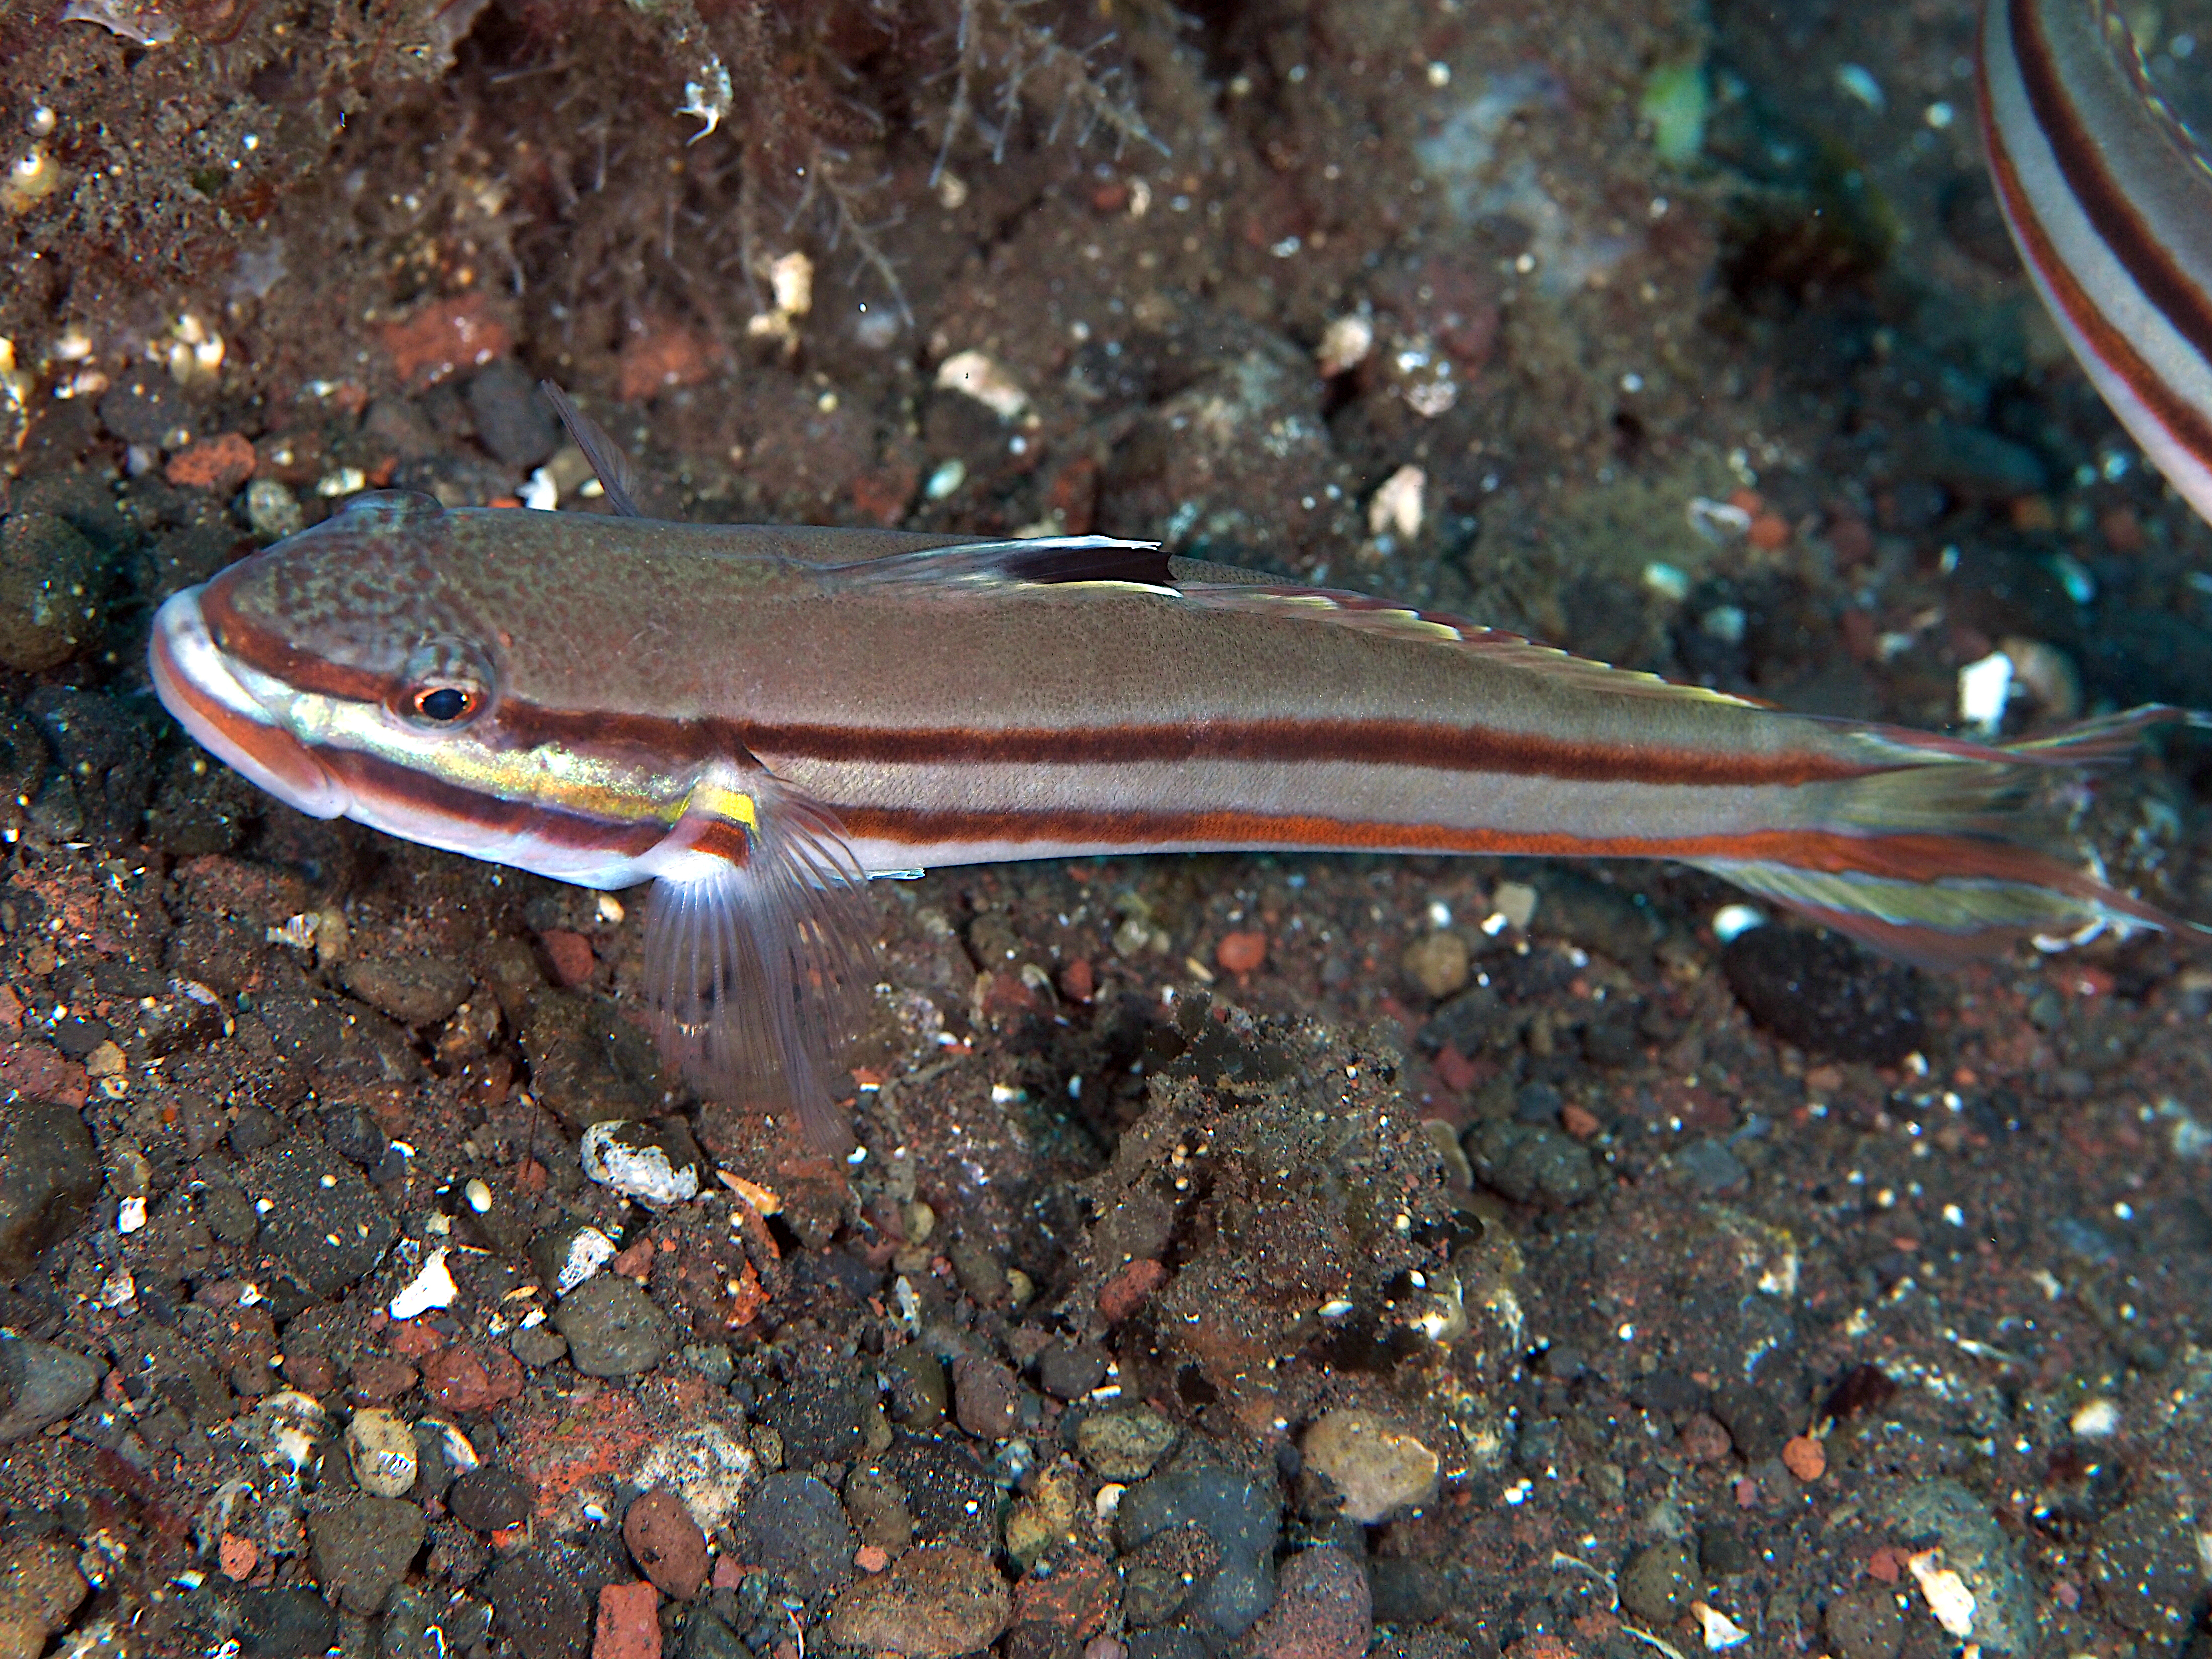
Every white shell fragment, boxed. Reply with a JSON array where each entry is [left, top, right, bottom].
[[1368, 464, 1427, 540], [346, 1409, 419, 1499], [1906, 1549, 1977, 1638], [936, 350, 1030, 419], [581, 1121, 700, 1206], [1317, 312, 1374, 376], [1957, 650, 2014, 732], [388, 1247, 458, 1321], [1691, 1602, 1750, 1650], [553, 1226, 618, 1294]]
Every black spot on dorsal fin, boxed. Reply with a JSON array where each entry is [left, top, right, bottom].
[[988, 538, 1175, 586], [539, 380, 645, 518]]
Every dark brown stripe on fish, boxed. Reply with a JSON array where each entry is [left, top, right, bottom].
[[2005, 0, 2212, 367], [1987, 0, 2212, 466], [202, 581, 394, 709]]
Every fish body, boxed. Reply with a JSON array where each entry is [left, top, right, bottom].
[[150, 485, 2199, 1144], [1980, 0, 2212, 524]]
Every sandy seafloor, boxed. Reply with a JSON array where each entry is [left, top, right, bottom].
[[1, 0, 2211, 1656]]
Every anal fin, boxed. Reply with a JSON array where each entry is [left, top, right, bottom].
[[641, 771, 878, 1150]]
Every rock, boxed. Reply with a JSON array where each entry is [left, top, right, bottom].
[[2090, 1495, 2201, 1637], [1617, 1540, 1700, 1626], [25, 686, 157, 847], [1245, 1547, 1370, 1659], [827, 1543, 1012, 1658], [626, 1487, 710, 1601], [0, 1538, 87, 1659], [519, 990, 665, 1128], [380, 1586, 494, 1659], [0, 512, 102, 670], [246, 478, 306, 543], [0, 1095, 99, 1279], [952, 1354, 1020, 1440], [1710, 1383, 1790, 1465], [450, 1465, 533, 1534], [1721, 926, 1924, 1066], [310, 1496, 428, 1614], [1466, 1121, 1600, 1208], [321, 1104, 392, 1170], [554, 1275, 672, 1377], [844, 1463, 916, 1551], [1002, 1461, 1086, 1573], [1873, 1479, 2034, 1654], [251, 1135, 397, 1298], [340, 957, 474, 1028], [1075, 1408, 1179, 1482], [346, 1408, 419, 1498], [760, 1366, 869, 1463], [484, 1549, 592, 1659], [234, 1585, 339, 1659], [468, 359, 562, 468], [419, 1344, 523, 1413], [1036, 1341, 1109, 1401], [1114, 1467, 1279, 1637], [678, 1606, 748, 1659], [595, 1580, 661, 1659], [1299, 1411, 1440, 1524], [733, 1473, 855, 1599], [1400, 932, 1470, 999], [1122, 1522, 1220, 1626], [511, 1324, 569, 1369], [1822, 1584, 1903, 1659], [632, 1425, 761, 1537], [0, 1336, 98, 1444]]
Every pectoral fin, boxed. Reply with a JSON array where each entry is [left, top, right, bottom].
[[641, 770, 878, 1150]]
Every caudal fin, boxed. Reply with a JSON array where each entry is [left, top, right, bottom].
[[1689, 705, 2208, 967]]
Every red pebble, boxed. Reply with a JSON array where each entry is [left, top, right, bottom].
[[1215, 930, 1267, 976], [1059, 958, 1095, 1002], [165, 432, 257, 494], [1097, 1258, 1167, 1324], [593, 1580, 661, 1659], [624, 1487, 709, 1601], [538, 929, 596, 986]]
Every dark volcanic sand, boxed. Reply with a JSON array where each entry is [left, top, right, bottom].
[[1, 2, 2211, 1657]]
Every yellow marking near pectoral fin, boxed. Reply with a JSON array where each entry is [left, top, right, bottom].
[[687, 778, 760, 831]]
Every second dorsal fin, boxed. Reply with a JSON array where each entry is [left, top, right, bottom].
[[539, 380, 645, 517]]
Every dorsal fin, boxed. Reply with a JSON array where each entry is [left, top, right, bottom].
[[1167, 581, 1779, 710], [829, 535, 1175, 589], [539, 380, 645, 517]]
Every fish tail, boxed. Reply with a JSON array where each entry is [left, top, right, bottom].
[[1690, 705, 2208, 966]]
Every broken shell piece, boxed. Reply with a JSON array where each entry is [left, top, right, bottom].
[[388, 1247, 458, 1321], [1317, 312, 1374, 377], [936, 350, 1030, 419], [581, 1120, 700, 1206], [1368, 464, 1426, 540], [346, 1409, 419, 1499]]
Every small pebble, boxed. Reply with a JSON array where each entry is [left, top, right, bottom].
[[1781, 1433, 1826, 1482], [594, 1579, 661, 1659], [246, 477, 305, 541], [1400, 930, 1469, 998], [450, 1465, 533, 1534], [554, 1274, 674, 1377], [0, 1336, 99, 1443], [1618, 1540, 1701, 1625], [0, 513, 102, 671], [827, 1543, 1012, 1658], [309, 1496, 427, 1614], [624, 1486, 709, 1601], [1215, 931, 1268, 976], [1246, 1546, 1371, 1659], [1076, 1407, 1180, 1481], [0, 1539, 87, 1659], [1299, 1410, 1439, 1523]]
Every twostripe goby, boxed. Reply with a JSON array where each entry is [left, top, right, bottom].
[[148, 393, 2203, 1147], [1980, 0, 2212, 523]]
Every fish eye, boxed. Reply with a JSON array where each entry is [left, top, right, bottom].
[[409, 684, 479, 723]]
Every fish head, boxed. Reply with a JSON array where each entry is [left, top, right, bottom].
[[149, 490, 671, 881]]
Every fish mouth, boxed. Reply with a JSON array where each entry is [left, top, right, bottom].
[[149, 587, 353, 820]]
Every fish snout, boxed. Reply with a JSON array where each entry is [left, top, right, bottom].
[[149, 586, 352, 820]]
